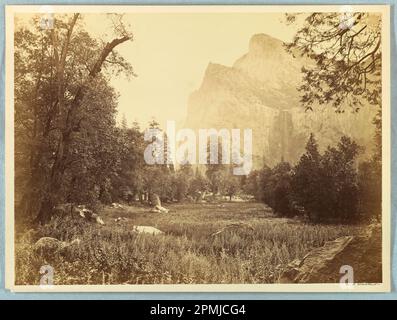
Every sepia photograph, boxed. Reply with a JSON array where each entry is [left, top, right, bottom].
[[4, 5, 391, 292]]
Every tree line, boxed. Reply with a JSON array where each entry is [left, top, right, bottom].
[[104, 120, 244, 205], [245, 134, 381, 223]]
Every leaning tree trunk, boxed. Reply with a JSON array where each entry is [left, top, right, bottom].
[[35, 23, 131, 223]]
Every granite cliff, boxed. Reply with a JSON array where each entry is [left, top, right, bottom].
[[185, 34, 377, 168]]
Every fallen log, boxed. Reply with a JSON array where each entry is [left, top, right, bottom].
[[211, 222, 254, 237]]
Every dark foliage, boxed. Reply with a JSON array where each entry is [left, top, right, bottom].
[[256, 134, 379, 223]]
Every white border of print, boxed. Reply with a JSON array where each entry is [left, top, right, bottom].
[[4, 4, 391, 293]]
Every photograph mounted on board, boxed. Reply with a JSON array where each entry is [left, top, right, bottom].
[[4, 5, 391, 292]]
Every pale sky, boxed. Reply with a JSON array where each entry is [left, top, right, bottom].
[[82, 12, 300, 129]]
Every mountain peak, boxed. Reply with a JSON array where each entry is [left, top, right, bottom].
[[248, 33, 284, 55], [204, 62, 229, 75]]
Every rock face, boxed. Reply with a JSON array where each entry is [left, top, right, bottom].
[[278, 224, 382, 284], [185, 33, 377, 168], [278, 236, 354, 283]]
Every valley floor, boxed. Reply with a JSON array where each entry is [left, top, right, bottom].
[[16, 202, 374, 285]]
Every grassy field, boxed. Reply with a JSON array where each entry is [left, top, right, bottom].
[[15, 202, 360, 285]]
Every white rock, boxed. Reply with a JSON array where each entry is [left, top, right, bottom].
[[133, 226, 164, 235]]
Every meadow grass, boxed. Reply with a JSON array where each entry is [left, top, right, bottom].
[[15, 202, 359, 285]]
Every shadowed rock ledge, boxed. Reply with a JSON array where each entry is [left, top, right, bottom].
[[278, 224, 382, 284]]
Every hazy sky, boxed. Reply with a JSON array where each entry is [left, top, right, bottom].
[[81, 12, 301, 129], [16, 12, 300, 128]]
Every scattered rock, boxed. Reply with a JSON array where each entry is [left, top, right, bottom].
[[149, 193, 169, 213], [53, 203, 105, 225], [150, 205, 169, 213], [194, 191, 207, 202], [33, 237, 81, 255], [132, 226, 164, 235], [92, 213, 105, 225], [76, 207, 90, 218], [77, 207, 105, 225], [230, 196, 245, 202], [111, 203, 124, 209]]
